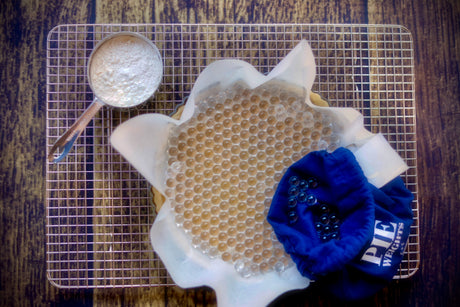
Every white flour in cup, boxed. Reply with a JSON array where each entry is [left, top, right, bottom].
[[89, 35, 162, 107]]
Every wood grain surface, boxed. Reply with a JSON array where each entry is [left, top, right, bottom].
[[1, 0, 459, 306]]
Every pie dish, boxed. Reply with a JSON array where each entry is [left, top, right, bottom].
[[111, 40, 407, 306]]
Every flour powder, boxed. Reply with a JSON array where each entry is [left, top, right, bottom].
[[89, 34, 162, 107]]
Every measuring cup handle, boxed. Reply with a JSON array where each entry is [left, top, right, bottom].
[[47, 98, 105, 163]]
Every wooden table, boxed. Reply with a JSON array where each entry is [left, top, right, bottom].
[[1, 0, 459, 306]]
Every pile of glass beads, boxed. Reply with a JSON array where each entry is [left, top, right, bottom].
[[314, 204, 341, 241], [164, 80, 339, 277], [286, 175, 341, 241]]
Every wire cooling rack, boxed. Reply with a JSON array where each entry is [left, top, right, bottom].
[[46, 24, 419, 288]]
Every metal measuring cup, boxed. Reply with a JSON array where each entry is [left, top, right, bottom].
[[47, 32, 163, 163]]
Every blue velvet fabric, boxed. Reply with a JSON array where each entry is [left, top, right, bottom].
[[322, 177, 414, 300], [268, 148, 375, 278], [267, 147, 414, 300]]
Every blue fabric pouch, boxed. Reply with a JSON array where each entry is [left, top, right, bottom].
[[321, 176, 414, 300], [267, 147, 413, 300]]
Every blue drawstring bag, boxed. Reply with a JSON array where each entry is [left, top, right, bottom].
[[321, 176, 414, 300], [267, 147, 413, 300]]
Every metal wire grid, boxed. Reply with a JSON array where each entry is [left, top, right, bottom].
[[46, 24, 419, 288]]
